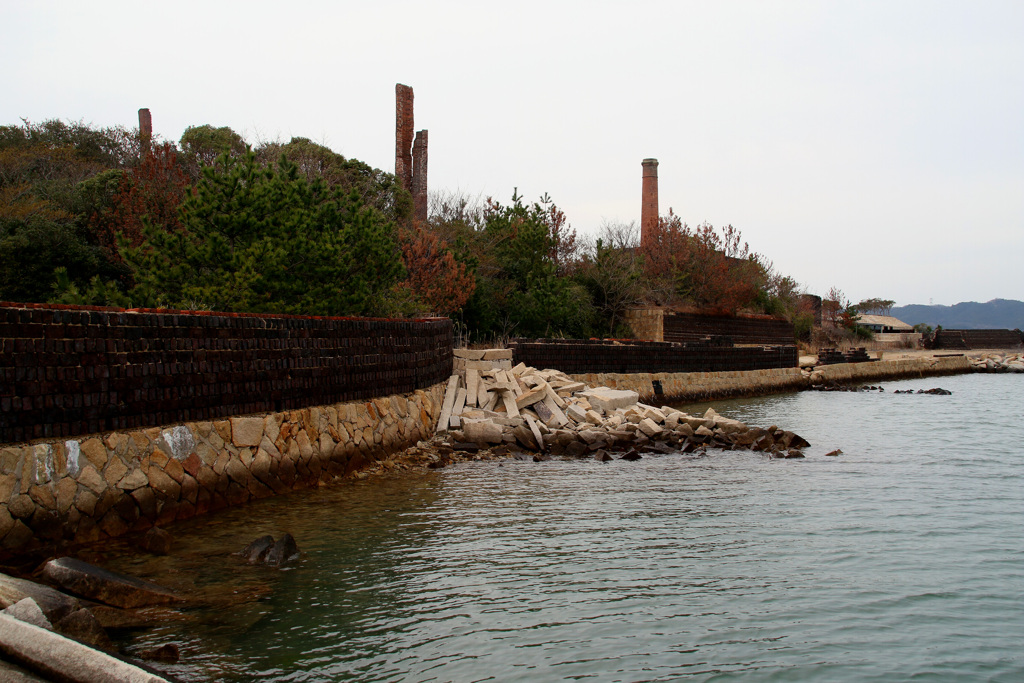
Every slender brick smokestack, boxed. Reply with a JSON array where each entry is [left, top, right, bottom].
[[412, 129, 428, 224], [641, 158, 659, 248], [138, 108, 152, 155], [395, 84, 414, 191]]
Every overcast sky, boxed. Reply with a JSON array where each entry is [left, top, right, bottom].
[[3, 1, 1021, 307]]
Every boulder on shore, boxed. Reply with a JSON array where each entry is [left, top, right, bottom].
[[41, 557, 180, 609], [0, 573, 81, 624]]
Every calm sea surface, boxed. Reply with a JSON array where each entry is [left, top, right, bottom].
[[102, 372, 1023, 682]]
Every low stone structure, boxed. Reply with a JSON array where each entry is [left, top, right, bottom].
[[0, 384, 445, 556]]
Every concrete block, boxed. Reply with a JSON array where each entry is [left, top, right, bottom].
[[463, 421, 503, 444]]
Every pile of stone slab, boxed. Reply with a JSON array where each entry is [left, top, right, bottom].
[[970, 352, 1024, 373], [438, 349, 809, 458]]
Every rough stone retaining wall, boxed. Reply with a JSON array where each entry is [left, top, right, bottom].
[[0, 384, 445, 556], [512, 339, 797, 375], [1, 302, 453, 443]]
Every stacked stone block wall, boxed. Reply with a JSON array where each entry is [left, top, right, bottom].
[[510, 339, 798, 375], [0, 384, 446, 556], [622, 308, 664, 342], [932, 329, 1022, 350], [662, 312, 795, 346], [1, 303, 452, 444]]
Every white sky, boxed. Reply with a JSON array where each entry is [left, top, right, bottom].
[[2, 1, 1021, 307]]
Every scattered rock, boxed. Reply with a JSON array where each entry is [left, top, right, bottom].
[[824, 449, 843, 457], [0, 573, 81, 623], [620, 450, 642, 461], [42, 557, 180, 609], [54, 608, 113, 650]]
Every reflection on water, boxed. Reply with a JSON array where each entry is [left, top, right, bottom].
[[98, 374, 1023, 682]]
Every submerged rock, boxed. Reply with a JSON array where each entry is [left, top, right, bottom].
[[240, 535, 275, 564], [140, 643, 180, 663], [241, 533, 301, 568], [264, 534, 300, 568], [139, 527, 174, 556]]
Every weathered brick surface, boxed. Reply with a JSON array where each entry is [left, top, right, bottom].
[[412, 129, 428, 223], [510, 338, 798, 376], [640, 158, 659, 249], [0, 302, 452, 444], [395, 84, 414, 191]]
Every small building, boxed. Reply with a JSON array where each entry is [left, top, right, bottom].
[[856, 315, 915, 334]]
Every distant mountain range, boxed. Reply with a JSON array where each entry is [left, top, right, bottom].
[[890, 299, 1024, 330]]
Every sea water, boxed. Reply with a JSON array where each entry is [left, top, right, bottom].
[[103, 372, 1024, 682]]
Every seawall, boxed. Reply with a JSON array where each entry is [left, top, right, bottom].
[[0, 384, 445, 557]]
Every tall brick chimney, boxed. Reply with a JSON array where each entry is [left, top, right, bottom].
[[138, 108, 152, 155], [395, 84, 428, 224], [395, 84, 414, 191], [412, 130, 428, 224], [640, 158, 659, 248]]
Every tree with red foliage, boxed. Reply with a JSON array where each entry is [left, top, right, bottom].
[[639, 211, 764, 314], [102, 143, 189, 253], [398, 225, 475, 315]]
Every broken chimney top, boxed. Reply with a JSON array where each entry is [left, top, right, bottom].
[[395, 83, 428, 224], [138, 108, 152, 153]]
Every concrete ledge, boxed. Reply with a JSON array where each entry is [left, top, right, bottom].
[[0, 613, 170, 683], [570, 368, 806, 403], [815, 356, 971, 383]]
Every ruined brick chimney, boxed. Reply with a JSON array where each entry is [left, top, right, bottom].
[[395, 84, 428, 224], [138, 108, 152, 155], [395, 85, 414, 192], [412, 130, 428, 223], [641, 158, 659, 248]]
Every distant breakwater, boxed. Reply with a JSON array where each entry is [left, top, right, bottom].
[[571, 355, 972, 404]]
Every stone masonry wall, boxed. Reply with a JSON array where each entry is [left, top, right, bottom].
[[0, 383, 446, 556], [1, 303, 452, 444], [622, 309, 664, 342]]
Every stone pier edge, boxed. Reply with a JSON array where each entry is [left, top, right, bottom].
[[571, 356, 972, 404], [0, 383, 446, 558]]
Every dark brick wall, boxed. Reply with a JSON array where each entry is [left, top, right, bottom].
[[1, 303, 452, 444], [510, 339, 798, 375], [932, 329, 1022, 350], [663, 312, 795, 346]]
